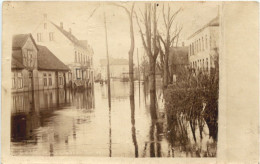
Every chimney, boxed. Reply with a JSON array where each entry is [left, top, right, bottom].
[[44, 14, 47, 21], [60, 22, 63, 29], [182, 42, 185, 47], [69, 28, 72, 34]]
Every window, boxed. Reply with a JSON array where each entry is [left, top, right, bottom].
[[191, 43, 194, 55], [81, 54, 83, 63], [199, 39, 201, 52], [43, 73, 47, 86], [76, 69, 81, 79], [27, 50, 33, 67], [75, 51, 77, 62], [189, 45, 191, 56], [205, 35, 208, 49], [59, 77, 63, 85], [17, 72, 23, 89], [37, 33, 42, 42], [86, 70, 89, 79], [49, 78, 52, 86], [26, 50, 33, 67], [44, 23, 47, 29], [195, 41, 197, 53], [48, 74, 52, 86], [49, 32, 54, 41], [12, 72, 15, 89], [196, 40, 198, 52], [210, 36, 212, 48], [206, 58, 209, 71], [202, 37, 204, 51], [78, 53, 80, 63]]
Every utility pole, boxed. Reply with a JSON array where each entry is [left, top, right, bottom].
[[137, 48, 140, 107], [104, 11, 112, 158], [104, 12, 111, 108]]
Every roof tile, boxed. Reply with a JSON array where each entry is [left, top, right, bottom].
[[37, 45, 70, 71]]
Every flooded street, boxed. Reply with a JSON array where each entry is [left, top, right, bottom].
[[11, 81, 216, 157]]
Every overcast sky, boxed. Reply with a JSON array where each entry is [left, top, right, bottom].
[[3, 1, 219, 67]]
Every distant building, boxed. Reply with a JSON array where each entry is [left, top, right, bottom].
[[187, 16, 219, 74], [12, 34, 70, 93], [169, 46, 189, 81], [12, 34, 39, 92], [32, 14, 94, 88], [100, 58, 129, 80]]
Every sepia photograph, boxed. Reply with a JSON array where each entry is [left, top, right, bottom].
[[1, 1, 259, 163]]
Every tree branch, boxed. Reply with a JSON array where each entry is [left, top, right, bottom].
[[169, 8, 182, 29], [112, 3, 131, 17], [135, 11, 148, 54], [162, 4, 167, 29]]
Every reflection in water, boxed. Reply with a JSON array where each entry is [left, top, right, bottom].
[[130, 95, 138, 157], [11, 81, 216, 157], [109, 107, 111, 157]]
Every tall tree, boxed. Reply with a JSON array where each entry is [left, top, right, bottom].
[[158, 4, 182, 88], [113, 3, 135, 97], [136, 3, 160, 112]]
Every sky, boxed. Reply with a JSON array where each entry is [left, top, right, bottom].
[[3, 1, 219, 67]]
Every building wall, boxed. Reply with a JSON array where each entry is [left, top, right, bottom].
[[12, 36, 39, 93], [100, 64, 129, 79], [111, 65, 129, 78], [11, 69, 39, 92], [32, 18, 94, 86], [12, 69, 27, 93], [187, 26, 219, 73], [38, 71, 56, 90], [21, 37, 38, 69], [32, 20, 74, 65], [38, 71, 67, 90], [12, 69, 68, 93]]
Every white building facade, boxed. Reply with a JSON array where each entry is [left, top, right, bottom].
[[32, 14, 94, 88], [187, 17, 219, 74], [99, 58, 129, 80]]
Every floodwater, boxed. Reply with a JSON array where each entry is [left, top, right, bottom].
[[11, 80, 216, 157]]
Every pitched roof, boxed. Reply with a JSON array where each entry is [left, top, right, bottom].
[[51, 22, 89, 50], [12, 34, 38, 51], [187, 16, 219, 39], [100, 58, 129, 66], [169, 46, 189, 65], [12, 49, 23, 63], [12, 56, 25, 69], [37, 45, 70, 71]]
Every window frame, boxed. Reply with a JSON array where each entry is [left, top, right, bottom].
[[49, 32, 54, 41]]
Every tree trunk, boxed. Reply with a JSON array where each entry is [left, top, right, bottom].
[[130, 95, 138, 157], [129, 8, 135, 98], [149, 57, 157, 120], [163, 48, 169, 88], [129, 49, 134, 97]]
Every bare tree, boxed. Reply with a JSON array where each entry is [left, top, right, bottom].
[[158, 4, 182, 88], [113, 2, 135, 97], [135, 3, 160, 111]]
